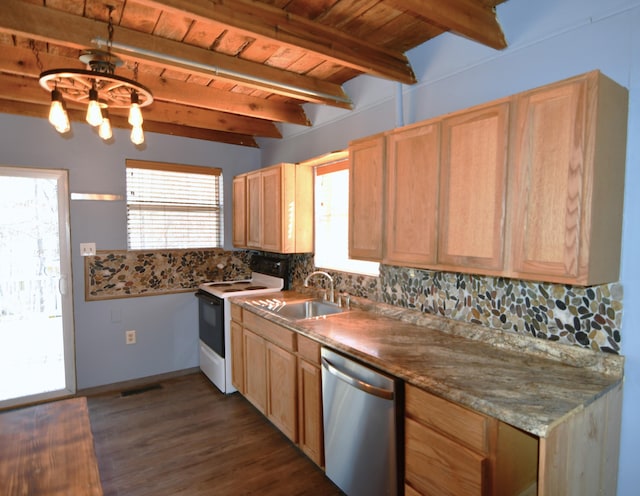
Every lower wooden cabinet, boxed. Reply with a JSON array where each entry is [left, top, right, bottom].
[[297, 335, 324, 467], [405, 384, 538, 496], [266, 341, 298, 441], [230, 320, 244, 393], [242, 328, 268, 414], [231, 304, 324, 465]]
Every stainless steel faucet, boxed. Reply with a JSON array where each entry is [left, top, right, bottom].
[[304, 270, 334, 303]]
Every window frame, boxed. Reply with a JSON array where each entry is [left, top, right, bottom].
[[312, 155, 379, 277]]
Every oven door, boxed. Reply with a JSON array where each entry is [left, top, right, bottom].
[[196, 290, 225, 358]]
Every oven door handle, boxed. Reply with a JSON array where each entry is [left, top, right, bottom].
[[196, 290, 223, 306]]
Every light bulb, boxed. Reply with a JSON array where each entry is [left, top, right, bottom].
[[48, 89, 70, 134], [128, 91, 143, 126], [130, 124, 144, 145], [86, 87, 103, 127], [98, 110, 112, 140]]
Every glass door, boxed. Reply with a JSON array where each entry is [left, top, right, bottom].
[[0, 166, 75, 409]]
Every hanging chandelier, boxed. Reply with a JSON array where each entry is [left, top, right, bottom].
[[37, 6, 153, 144]]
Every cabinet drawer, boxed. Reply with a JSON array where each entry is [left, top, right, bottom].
[[297, 335, 320, 364], [405, 417, 488, 496], [230, 303, 243, 323], [243, 311, 296, 352], [406, 384, 490, 453]]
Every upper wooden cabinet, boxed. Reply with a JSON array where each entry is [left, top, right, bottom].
[[508, 71, 628, 285], [237, 162, 313, 254], [385, 122, 440, 267], [438, 101, 510, 273], [232, 175, 247, 248], [349, 134, 385, 261], [348, 70, 627, 285]]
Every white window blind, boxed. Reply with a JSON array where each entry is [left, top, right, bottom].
[[126, 160, 223, 250]]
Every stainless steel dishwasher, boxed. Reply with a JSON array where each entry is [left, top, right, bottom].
[[321, 347, 400, 496]]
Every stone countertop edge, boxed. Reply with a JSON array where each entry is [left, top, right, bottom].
[[232, 290, 624, 438]]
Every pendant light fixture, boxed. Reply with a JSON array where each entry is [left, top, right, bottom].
[[37, 6, 153, 144]]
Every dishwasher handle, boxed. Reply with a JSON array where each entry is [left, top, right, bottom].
[[321, 356, 394, 400]]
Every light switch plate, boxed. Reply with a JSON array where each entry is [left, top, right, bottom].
[[80, 242, 96, 256]]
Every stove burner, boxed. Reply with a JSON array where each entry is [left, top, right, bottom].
[[245, 285, 267, 290], [222, 288, 244, 293]]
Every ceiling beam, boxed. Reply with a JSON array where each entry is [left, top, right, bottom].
[[0, 73, 281, 138], [387, 0, 507, 50], [0, 98, 258, 147], [135, 0, 417, 85], [0, 46, 311, 127], [0, 0, 352, 108]]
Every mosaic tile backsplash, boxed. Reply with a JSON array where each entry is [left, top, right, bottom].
[[290, 254, 623, 354], [85, 249, 251, 300], [86, 249, 623, 354]]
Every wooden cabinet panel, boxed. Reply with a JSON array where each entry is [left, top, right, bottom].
[[246, 171, 262, 248], [243, 329, 266, 414], [243, 311, 296, 351], [509, 71, 627, 285], [297, 334, 320, 363], [438, 102, 509, 273], [266, 342, 298, 442], [232, 174, 247, 248], [349, 134, 385, 260], [230, 320, 244, 393], [405, 417, 488, 496], [406, 384, 491, 454], [261, 166, 283, 252], [298, 358, 323, 466], [510, 79, 585, 281], [385, 122, 440, 267], [237, 163, 313, 254]]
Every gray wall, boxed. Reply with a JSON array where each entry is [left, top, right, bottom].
[[0, 117, 260, 388], [258, 0, 640, 494]]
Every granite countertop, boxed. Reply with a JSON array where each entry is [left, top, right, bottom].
[[234, 290, 624, 438]]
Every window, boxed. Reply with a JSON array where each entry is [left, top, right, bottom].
[[314, 158, 379, 276], [126, 160, 223, 250]]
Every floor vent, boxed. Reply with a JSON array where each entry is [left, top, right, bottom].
[[120, 384, 162, 397]]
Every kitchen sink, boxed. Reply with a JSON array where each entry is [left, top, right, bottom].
[[265, 299, 348, 320]]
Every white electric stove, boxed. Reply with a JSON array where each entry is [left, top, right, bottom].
[[195, 256, 288, 393]]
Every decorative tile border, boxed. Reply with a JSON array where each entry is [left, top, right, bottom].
[[85, 249, 251, 300], [291, 254, 622, 354]]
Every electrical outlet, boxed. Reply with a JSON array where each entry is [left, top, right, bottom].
[[80, 242, 96, 256], [125, 330, 137, 345]]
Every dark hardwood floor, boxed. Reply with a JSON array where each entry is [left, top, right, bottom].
[[86, 373, 343, 496]]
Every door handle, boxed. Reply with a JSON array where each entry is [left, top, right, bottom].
[[321, 356, 394, 400]]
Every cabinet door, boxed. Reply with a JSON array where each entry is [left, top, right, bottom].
[[385, 122, 440, 267], [509, 79, 588, 282], [243, 329, 266, 413], [246, 172, 262, 248], [260, 167, 283, 252], [349, 135, 385, 260], [405, 418, 488, 496], [230, 320, 244, 393], [266, 342, 297, 441], [232, 175, 247, 248], [298, 359, 323, 466], [438, 102, 509, 272]]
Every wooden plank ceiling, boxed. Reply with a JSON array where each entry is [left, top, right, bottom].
[[0, 0, 508, 147]]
